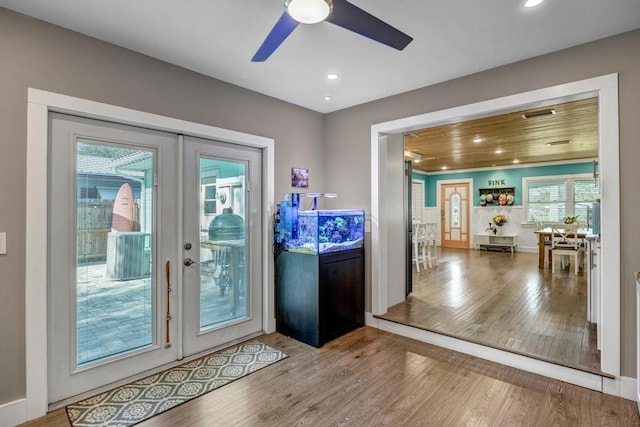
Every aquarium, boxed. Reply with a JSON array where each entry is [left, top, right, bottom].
[[284, 209, 365, 255]]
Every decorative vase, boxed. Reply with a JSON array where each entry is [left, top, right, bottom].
[[496, 225, 503, 235]]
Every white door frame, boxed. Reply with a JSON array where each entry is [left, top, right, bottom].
[[25, 89, 275, 419], [371, 74, 620, 379]]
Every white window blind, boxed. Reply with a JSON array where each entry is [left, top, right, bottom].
[[412, 180, 424, 222], [527, 180, 566, 222], [525, 175, 599, 223], [573, 179, 600, 221]]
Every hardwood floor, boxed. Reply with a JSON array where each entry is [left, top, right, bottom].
[[20, 328, 637, 426], [380, 247, 601, 374]]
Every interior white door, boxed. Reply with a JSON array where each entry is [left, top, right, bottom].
[[181, 136, 263, 356], [48, 113, 179, 404]]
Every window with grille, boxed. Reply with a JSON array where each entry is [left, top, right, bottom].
[[524, 174, 599, 222], [201, 175, 217, 215]]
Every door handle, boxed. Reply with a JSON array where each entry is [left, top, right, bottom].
[[165, 260, 172, 349], [183, 257, 200, 266]]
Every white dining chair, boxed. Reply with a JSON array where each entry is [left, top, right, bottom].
[[535, 221, 553, 268], [424, 222, 438, 269], [551, 223, 585, 275], [412, 222, 428, 272]]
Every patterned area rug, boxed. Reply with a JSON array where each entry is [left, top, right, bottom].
[[66, 341, 287, 427]]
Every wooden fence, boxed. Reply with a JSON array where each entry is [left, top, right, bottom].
[[77, 200, 140, 264]]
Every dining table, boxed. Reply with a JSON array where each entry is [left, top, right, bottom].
[[533, 227, 589, 269]]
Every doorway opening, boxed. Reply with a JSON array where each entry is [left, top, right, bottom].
[[370, 74, 620, 387], [395, 97, 602, 374]]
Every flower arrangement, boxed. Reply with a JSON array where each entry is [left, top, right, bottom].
[[493, 214, 507, 226]]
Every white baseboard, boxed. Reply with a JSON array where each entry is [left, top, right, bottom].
[[366, 312, 635, 399], [0, 398, 26, 427], [603, 376, 637, 401]]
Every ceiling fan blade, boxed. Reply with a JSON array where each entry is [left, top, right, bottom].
[[325, 0, 413, 51], [252, 12, 299, 62]]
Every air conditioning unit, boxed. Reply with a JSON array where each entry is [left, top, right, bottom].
[[106, 232, 151, 280]]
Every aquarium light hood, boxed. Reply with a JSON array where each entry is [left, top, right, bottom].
[[303, 192, 337, 198], [300, 192, 338, 210]]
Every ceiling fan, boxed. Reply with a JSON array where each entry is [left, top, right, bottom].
[[252, 0, 413, 62]]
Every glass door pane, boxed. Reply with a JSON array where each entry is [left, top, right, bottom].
[[182, 135, 261, 357], [49, 112, 179, 404], [75, 141, 155, 366], [198, 157, 247, 330]]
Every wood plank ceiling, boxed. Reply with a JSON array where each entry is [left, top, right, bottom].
[[404, 97, 598, 173]]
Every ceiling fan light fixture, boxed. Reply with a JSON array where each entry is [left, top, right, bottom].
[[524, 0, 544, 8], [285, 0, 333, 24]]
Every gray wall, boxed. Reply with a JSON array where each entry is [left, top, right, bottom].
[[0, 8, 325, 404], [324, 29, 640, 377]]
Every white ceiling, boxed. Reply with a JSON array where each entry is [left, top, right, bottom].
[[2, 0, 640, 113]]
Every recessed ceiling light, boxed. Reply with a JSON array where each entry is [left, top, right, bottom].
[[513, 159, 520, 164], [404, 151, 422, 162], [495, 149, 503, 154], [473, 137, 483, 143], [524, 0, 543, 7], [441, 166, 448, 170], [326, 73, 339, 80], [323, 95, 332, 101]]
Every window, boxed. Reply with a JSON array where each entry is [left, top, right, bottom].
[[201, 175, 217, 215], [411, 179, 424, 222], [573, 179, 600, 221], [524, 174, 599, 223], [451, 193, 461, 228]]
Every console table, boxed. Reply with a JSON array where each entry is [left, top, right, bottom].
[[474, 234, 518, 253]]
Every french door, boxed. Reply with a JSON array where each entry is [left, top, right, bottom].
[[48, 113, 263, 404], [181, 136, 262, 356]]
